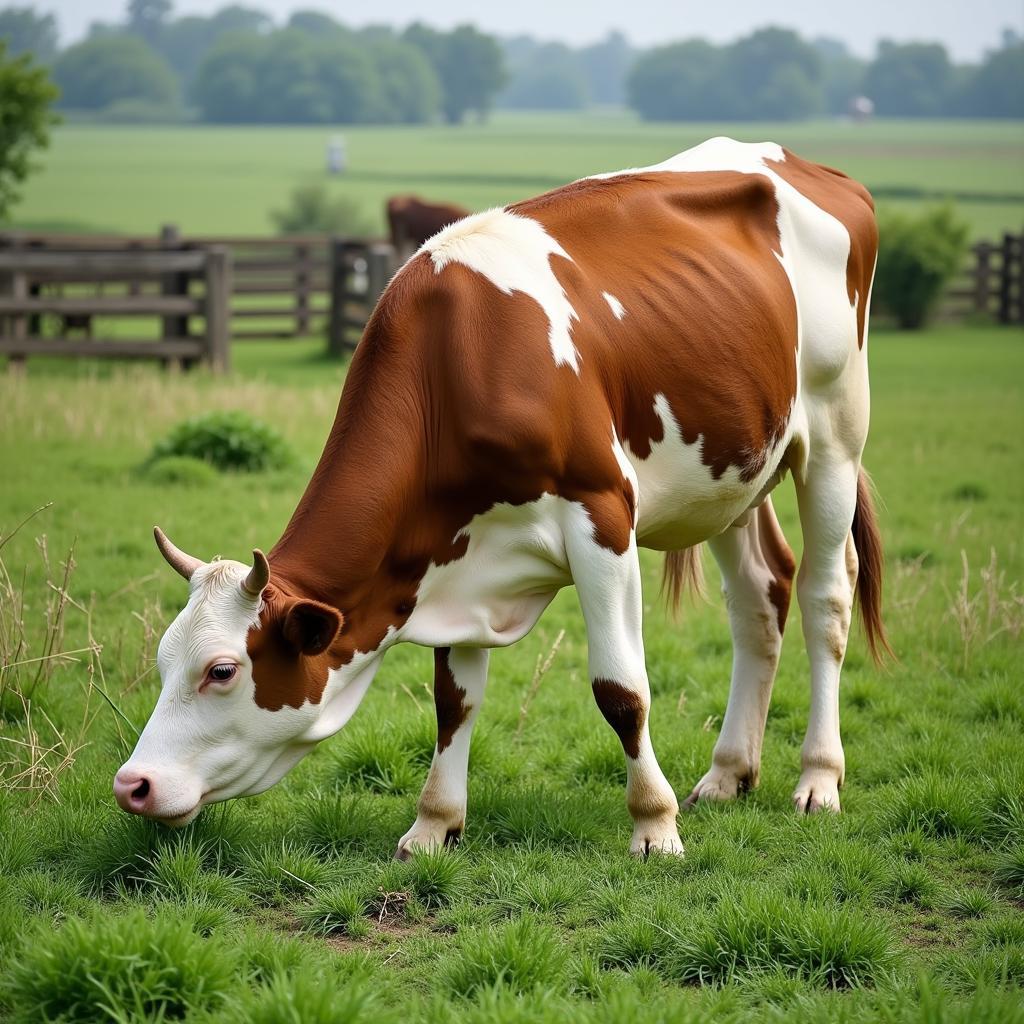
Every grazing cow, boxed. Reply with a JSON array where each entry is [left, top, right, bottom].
[[386, 195, 471, 258], [115, 138, 888, 859]]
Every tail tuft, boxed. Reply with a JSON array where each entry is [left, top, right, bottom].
[[662, 547, 705, 614], [851, 468, 893, 664]]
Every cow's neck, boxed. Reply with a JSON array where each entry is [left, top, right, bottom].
[[268, 320, 430, 657]]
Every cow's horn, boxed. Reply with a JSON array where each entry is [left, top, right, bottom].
[[242, 549, 270, 598], [153, 526, 203, 581]]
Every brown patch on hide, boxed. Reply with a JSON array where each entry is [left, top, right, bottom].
[[247, 585, 344, 712], [757, 500, 796, 634], [592, 679, 645, 758], [433, 647, 470, 753]]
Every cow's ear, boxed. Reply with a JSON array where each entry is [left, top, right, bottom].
[[282, 600, 343, 657]]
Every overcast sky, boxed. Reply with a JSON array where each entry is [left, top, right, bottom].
[[40, 0, 1023, 61]]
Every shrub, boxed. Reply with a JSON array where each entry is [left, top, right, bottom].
[[271, 183, 375, 236], [1, 908, 238, 1022], [874, 205, 969, 329], [138, 454, 219, 486], [148, 410, 291, 473]]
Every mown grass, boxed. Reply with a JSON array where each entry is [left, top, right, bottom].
[[13, 113, 1024, 239], [0, 326, 1022, 1021]]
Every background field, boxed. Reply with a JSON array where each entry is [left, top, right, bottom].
[[2, 108, 1024, 1021], [1, 324, 1023, 1022], [13, 113, 1024, 240]]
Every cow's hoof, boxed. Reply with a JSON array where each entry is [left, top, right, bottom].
[[394, 820, 463, 861], [683, 764, 756, 809], [792, 772, 841, 814], [630, 822, 684, 858]]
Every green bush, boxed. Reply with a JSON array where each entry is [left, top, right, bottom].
[[139, 454, 220, 486], [874, 205, 969, 329], [149, 411, 291, 473], [271, 183, 375, 236]]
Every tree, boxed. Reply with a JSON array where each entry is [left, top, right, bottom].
[[405, 23, 504, 123], [155, 6, 270, 87], [157, 15, 214, 86], [627, 39, 726, 121], [627, 29, 824, 121], [191, 27, 439, 125], [821, 53, 866, 115], [579, 31, 632, 106], [723, 27, 823, 120], [0, 41, 58, 221], [0, 6, 58, 63], [53, 34, 177, 111], [191, 33, 263, 122], [501, 43, 588, 110], [955, 44, 1024, 118], [288, 9, 345, 37], [863, 41, 953, 116], [368, 39, 441, 123], [126, 0, 172, 48]]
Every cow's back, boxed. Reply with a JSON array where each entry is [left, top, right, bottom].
[[374, 139, 876, 550]]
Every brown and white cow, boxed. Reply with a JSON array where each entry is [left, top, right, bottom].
[[386, 195, 471, 259], [114, 138, 888, 858]]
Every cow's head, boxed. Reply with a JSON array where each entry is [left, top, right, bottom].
[[113, 528, 374, 826]]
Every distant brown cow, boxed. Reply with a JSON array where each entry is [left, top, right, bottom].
[[387, 196, 470, 257]]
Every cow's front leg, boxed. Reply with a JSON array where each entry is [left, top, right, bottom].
[[565, 499, 683, 857], [395, 646, 487, 860]]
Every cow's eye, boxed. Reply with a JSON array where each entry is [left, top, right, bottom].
[[205, 663, 237, 687]]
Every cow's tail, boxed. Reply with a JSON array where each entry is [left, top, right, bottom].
[[662, 547, 704, 613], [851, 467, 893, 664]]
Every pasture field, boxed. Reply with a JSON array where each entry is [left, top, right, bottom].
[[0, 325, 1022, 1022], [13, 112, 1024, 241]]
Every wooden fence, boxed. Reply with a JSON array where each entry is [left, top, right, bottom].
[[0, 245, 231, 371], [942, 231, 1023, 325], [327, 239, 398, 354], [0, 227, 330, 341]]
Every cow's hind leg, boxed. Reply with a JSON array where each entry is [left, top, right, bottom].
[[565, 498, 683, 856], [685, 497, 795, 807], [395, 646, 487, 860], [792, 457, 861, 813]]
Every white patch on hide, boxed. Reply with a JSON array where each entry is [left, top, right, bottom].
[[424, 208, 582, 372]]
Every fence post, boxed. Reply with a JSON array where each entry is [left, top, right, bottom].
[[327, 237, 348, 356], [295, 241, 311, 336], [366, 242, 393, 311], [6, 261, 28, 375], [998, 231, 1022, 326], [160, 224, 190, 346], [204, 246, 231, 373], [971, 242, 991, 320]]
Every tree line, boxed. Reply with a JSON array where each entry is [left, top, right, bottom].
[[3, 1, 505, 124], [1, 2, 1020, 123], [627, 27, 1023, 121]]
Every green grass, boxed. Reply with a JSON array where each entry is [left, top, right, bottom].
[[13, 112, 1024, 240], [0, 325, 1023, 1022]]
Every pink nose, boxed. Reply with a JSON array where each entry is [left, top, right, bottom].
[[113, 769, 154, 814]]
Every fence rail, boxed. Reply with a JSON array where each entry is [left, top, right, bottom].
[[0, 227, 333, 341], [2, 226, 1019, 369], [0, 245, 231, 372]]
